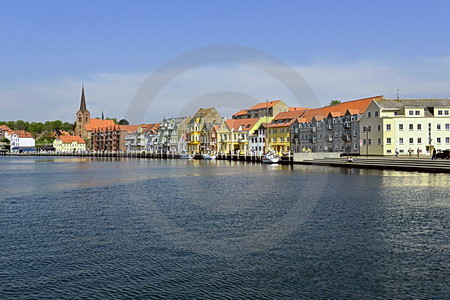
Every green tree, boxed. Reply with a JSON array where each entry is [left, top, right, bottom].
[[61, 122, 74, 132], [0, 137, 10, 144], [16, 120, 28, 130], [328, 100, 341, 106], [118, 119, 129, 125]]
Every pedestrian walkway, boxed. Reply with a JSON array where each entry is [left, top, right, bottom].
[[294, 156, 450, 173]]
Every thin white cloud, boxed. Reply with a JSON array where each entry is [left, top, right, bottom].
[[1, 56, 450, 123]]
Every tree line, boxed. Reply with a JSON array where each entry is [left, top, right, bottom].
[[0, 120, 74, 136]]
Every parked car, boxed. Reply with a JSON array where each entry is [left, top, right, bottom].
[[436, 150, 450, 159]]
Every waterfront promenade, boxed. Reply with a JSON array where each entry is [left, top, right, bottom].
[[2, 151, 450, 173]]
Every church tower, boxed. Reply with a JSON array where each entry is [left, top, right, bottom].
[[74, 84, 91, 139]]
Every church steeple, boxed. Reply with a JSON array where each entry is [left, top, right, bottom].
[[80, 83, 87, 111]]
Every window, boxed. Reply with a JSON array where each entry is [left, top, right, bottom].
[[445, 110, 449, 115], [417, 138, 422, 144], [437, 137, 441, 144], [272, 138, 277, 143], [363, 139, 366, 145], [387, 150, 392, 153], [354, 129, 358, 136], [438, 110, 443, 115], [377, 125, 381, 131], [386, 124, 391, 131], [375, 111, 379, 117], [447, 137, 450, 144], [446, 123, 450, 130], [437, 124, 441, 130], [378, 138, 381, 145], [280, 137, 285, 142], [417, 124, 422, 130], [399, 138, 404, 144], [368, 139, 372, 145], [273, 129, 277, 133], [409, 110, 414, 115], [415, 110, 420, 115], [399, 124, 403, 130], [386, 138, 391, 144], [409, 124, 414, 130], [409, 138, 414, 144], [368, 112, 372, 118]]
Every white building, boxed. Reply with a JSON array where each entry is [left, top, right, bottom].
[[248, 123, 268, 155], [6, 130, 35, 151]]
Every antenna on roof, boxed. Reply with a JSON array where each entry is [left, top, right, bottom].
[[396, 89, 399, 100]]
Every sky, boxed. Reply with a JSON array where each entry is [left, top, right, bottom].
[[1, 0, 450, 123]]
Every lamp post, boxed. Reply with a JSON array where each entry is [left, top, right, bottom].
[[363, 126, 371, 157]]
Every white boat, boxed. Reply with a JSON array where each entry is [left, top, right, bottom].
[[180, 154, 193, 159], [202, 153, 216, 160], [262, 153, 280, 164]]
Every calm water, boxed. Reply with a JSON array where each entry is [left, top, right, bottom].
[[0, 157, 448, 299]]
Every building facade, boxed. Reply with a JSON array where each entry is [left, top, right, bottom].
[[187, 108, 222, 154], [92, 125, 139, 152], [53, 135, 86, 153], [294, 96, 382, 154], [360, 99, 450, 156]]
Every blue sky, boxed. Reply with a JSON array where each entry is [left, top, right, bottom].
[[1, 0, 450, 122]]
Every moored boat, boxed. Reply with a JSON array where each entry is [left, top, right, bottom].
[[262, 152, 280, 164], [202, 153, 216, 160]]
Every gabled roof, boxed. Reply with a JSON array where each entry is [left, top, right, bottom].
[[11, 130, 33, 138], [232, 109, 248, 117], [225, 118, 260, 131], [299, 95, 383, 123], [58, 135, 86, 144], [248, 100, 283, 110], [268, 109, 309, 128], [0, 125, 11, 131], [85, 119, 115, 131]]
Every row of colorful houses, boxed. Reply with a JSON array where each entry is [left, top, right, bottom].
[[60, 85, 447, 156]]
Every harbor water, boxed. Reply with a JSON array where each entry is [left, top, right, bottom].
[[0, 157, 448, 299]]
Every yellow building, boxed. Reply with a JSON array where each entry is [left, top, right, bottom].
[[53, 135, 86, 153], [360, 99, 450, 156], [187, 108, 222, 154], [267, 110, 308, 154], [218, 117, 272, 155]]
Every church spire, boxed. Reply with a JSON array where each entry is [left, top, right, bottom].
[[80, 83, 87, 111]]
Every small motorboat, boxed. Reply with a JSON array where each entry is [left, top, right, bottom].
[[262, 152, 280, 164], [202, 153, 216, 160], [180, 154, 193, 159]]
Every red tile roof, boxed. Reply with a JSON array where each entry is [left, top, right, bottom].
[[232, 109, 248, 117], [7, 130, 33, 138], [225, 118, 260, 131], [0, 125, 11, 131], [58, 135, 86, 144], [85, 119, 115, 131], [248, 100, 283, 110], [268, 109, 309, 128], [299, 96, 383, 123]]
